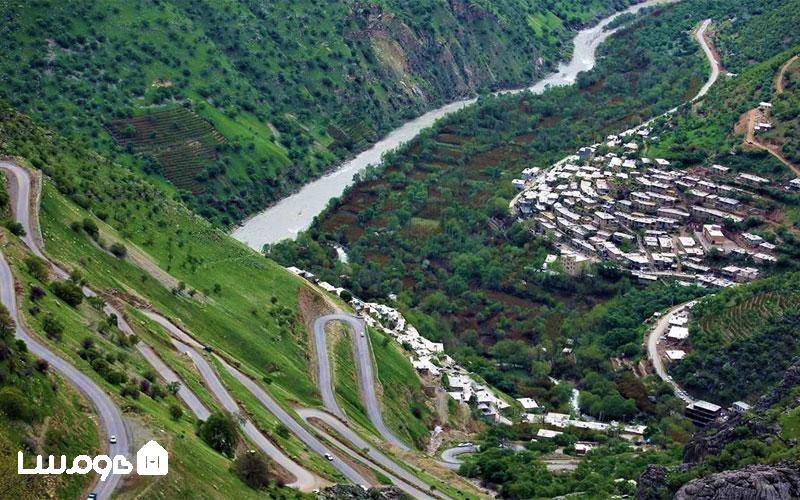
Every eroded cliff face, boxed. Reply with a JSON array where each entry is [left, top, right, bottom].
[[674, 464, 800, 500], [351, 0, 545, 106], [637, 359, 800, 499]]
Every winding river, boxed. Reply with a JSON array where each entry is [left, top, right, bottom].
[[232, 0, 680, 249]]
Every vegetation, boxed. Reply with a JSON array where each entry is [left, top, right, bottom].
[[673, 272, 800, 405], [270, 0, 713, 414], [232, 450, 271, 490], [0, 0, 639, 225], [199, 411, 240, 457]]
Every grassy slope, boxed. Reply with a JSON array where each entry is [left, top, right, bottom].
[[0, 228, 267, 498], [0, 0, 631, 225]]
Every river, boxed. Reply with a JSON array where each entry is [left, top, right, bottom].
[[231, 0, 680, 250]]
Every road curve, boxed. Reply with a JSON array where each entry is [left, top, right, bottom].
[[140, 310, 323, 491], [314, 314, 409, 451], [2, 162, 131, 498], [646, 302, 696, 404], [439, 445, 479, 470], [694, 19, 721, 100], [0, 252, 129, 499], [298, 408, 438, 500]]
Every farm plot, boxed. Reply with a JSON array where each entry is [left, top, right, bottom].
[[698, 291, 800, 343], [107, 107, 224, 193]]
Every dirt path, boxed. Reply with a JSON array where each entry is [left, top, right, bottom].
[[741, 55, 800, 177], [775, 55, 798, 93]]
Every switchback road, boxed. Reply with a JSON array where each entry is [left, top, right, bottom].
[[314, 314, 409, 451]]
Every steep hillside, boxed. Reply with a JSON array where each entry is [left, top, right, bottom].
[[0, 0, 633, 225], [673, 273, 800, 405], [0, 95, 436, 483]]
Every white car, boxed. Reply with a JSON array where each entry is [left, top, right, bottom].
[[324, 453, 334, 461], [109, 435, 117, 444]]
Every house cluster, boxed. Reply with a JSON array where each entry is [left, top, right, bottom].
[[285, 266, 515, 425], [529, 412, 647, 441], [510, 136, 783, 287]]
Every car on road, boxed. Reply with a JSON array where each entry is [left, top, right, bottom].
[[360, 332, 365, 337], [109, 435, 117, 444], [457, 442, 473, 447], [324, 453, 334, 461], [87, 494, 97, 500]]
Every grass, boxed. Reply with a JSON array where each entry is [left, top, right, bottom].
[[330, 324, 380, 438], [1, 230, 270, 498], [0, 369, 99, 499], [780, 406, 800, 440]]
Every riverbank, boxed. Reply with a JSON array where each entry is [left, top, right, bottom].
[[231, 0, 682, 250]]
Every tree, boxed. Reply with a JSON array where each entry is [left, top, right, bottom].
[[0, 304, 14, 337], [166, 381, 181, 395], [42, 314, 64, 340], [109, 242, 127, 258], [51, 280, 83, 307], [232, 450, 270, 489], [5, 221, 25, 236], [169, 404, 184, 421], [24, 256, 49, 282], [199, 411, 239, 457]]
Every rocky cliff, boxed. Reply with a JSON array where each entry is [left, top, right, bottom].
[[637, 359, 800, 499], [674, 464, 800, 500]]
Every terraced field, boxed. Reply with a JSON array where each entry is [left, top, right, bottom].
[[107, 107, 224, 193], [698, 291, 800, 342]]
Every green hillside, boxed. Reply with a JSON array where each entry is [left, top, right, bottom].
[[673, 273, 800, 405], [0, 0, 633, 225]]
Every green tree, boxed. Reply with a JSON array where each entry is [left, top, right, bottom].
[[232, 450, 270, 489], [199, 411, 239, 457], [51, 280, 83, 307]]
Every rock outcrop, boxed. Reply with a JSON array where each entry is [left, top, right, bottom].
[[674, 463, 800, 500]]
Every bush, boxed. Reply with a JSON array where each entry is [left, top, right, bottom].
[[339, 289, 353, 302], [51, 280, 83, 307], [42, 314, 64, 340], [25, 256, 49, 282], [199, 411, 239, 457], [29, 286, 46, 301], [5, 221, 25, 236], [0, 387, 33, 420], [109, 242, 127, 258], [232, 450, 270, 489], [169, 404, 184, 421], [82, 218, 99, 240], [35, 358, 49, 372]]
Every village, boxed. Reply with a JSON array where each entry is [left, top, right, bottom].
[[286, 265, 650, 459], [509, 108, 791, 288]]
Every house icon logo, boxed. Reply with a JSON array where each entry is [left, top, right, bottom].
[[136, 440, 168, 476]]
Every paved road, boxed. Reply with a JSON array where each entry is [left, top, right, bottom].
[[439, 445, 479, 470], [140, 310, 322, 491], [0, 252, 129, 499], [646, 302, 696, 404], [314, 314, 409, 451], [214, 355, 369, 486], [298, 408, 438, 499], [2, 162, 131, 498], [694, 20, 720, 100]]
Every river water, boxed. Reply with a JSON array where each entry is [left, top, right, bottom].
[[232, 0, 680, 249]]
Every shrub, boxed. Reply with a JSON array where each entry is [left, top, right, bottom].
[[82, 218, 99, 240], [169, 404, 184, 421], [109, 242, 127, 258], [5, 221, 25, 236], [25, 256, 49, 282], [51, 280, 83, 307], [42, 314, 64, 340], [0, 387, 33, 420]]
